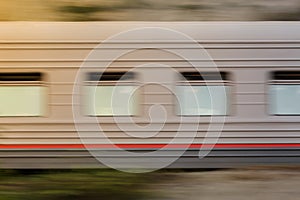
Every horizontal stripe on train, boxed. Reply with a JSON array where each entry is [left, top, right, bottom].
[[0, 144, 300, 149]]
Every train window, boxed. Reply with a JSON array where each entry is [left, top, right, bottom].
[[85, 72, 138, 116], [0, 72, 47, 117], [270, 71, 300, 115], [176, 72, 230, 116]]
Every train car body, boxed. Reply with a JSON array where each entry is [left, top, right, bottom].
[[0, 22, 300, 168]]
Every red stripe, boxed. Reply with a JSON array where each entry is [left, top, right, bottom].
[[0, 143, 300, 149]]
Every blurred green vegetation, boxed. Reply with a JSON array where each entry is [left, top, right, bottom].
[[0, 169, 154, 200], [0, 0, 300, 21]]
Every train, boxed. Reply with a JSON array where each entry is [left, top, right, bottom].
[[0, 22, 300, 169]]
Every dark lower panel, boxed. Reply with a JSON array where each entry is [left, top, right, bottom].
[[0, 150, 300, 168]]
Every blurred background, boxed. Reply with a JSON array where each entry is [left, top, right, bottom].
[[0, 1, 300, 200], [1, 0, 300, 21]]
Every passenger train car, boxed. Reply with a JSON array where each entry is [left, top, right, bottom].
[[0, 22, 300, 169]]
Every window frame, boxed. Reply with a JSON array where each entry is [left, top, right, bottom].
[[0, 72, 47, 117], [175, 71, 231, 117], [268, 71, 300, 116], [84, 71, 139, 117]]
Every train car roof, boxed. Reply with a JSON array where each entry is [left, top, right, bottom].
[[0, 22, 299, 42]]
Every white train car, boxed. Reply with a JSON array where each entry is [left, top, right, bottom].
[[0, 22, 300, 168]]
